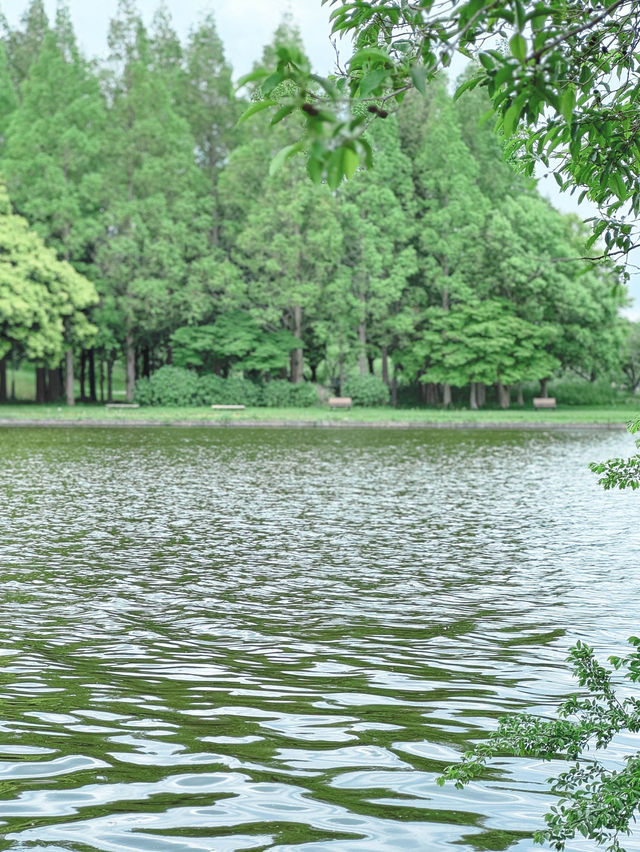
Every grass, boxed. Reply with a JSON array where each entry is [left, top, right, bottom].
[[0, 403, 638, 426]]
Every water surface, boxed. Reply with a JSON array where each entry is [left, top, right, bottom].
[[0, 426, 638, 851]]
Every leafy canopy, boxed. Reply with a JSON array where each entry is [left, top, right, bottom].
[[250, 1, 640, 259]]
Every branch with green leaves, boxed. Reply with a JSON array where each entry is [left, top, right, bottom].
[[241, 0, 640, 261], [438, 638, 640, 851]]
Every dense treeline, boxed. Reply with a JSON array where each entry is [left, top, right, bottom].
[[0, 0, 632, 407]]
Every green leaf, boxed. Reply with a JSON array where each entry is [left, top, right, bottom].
[[359, 69, 389, 97], [503, 99, 523, 136], [235, 68, 269, 88], [269, 142, 304, 177], [342, 147, 359, 179], [509, 34, 527, 63], [270, 104, 296, 125], [348, 47, 392, 69], [409, 64, 428, 95], [560, 86, 576, 126], [327, 147, 344, 189], [237, 99, 278, 125], [479, 53, 494, 71]]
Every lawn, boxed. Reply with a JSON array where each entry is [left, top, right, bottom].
[[0, 403, 638, 427]]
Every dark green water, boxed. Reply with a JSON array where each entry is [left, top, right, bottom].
[[0, 426, 638, 852]]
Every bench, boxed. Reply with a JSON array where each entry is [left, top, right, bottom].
[[105, 403, 140, 409], [211, 404, 246, 410], [329, 397, 352, 410], [533, 397, 556, 409]]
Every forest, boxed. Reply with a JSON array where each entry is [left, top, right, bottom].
[[0, 0, 634, 409]]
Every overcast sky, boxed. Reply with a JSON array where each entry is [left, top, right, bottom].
[[0, 0, 337, 75], [1, 0, 638, 310]]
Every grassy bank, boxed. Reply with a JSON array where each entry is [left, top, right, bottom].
[[0, 403, 638, 427]]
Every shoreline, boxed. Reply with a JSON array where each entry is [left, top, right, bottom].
[[0, 418, 629, 430]]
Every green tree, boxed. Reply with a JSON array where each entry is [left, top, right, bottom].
[[98, 0, 210, 400], [255, 1, 640, 262], [180, 11, 239, 248], [336, 115, 416, 384], [2, 26, 106, 402], [6, 0, 50, 86], [0, 183, 97, 402], [419, 301, 559, 408]]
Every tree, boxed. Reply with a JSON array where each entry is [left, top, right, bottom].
[[2, 25, 107, 403], [335, 115, 416, 382], [419, 301, 559, 408], [0, 182, 97, 402], [253, 1, 640, 261], [98, 0, 210, 400]]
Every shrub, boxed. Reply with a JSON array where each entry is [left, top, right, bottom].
[[134, 366, 200, 406], [133, 376, 153, 406], [549, 377, 622, 406], [262, 380, 319, 408], [343, 374, 390, 406]]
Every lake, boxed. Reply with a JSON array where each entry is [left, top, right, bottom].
[[0, 426, 638, 851]]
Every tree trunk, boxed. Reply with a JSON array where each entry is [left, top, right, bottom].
[[381, 346, 390, 387], [107, 358, 114, 404], [497, 380, 510, 409], [425, 383, 438, 406], [338, 351, 345, 397], [477, 383, 486, 407], [470, 383, 478, 410], [367, 355, 375, 375], [391, 365, 397, 407], [99, 359, 105, 403], [35, 367, 47, 404], [0, 357, 6, 403], [79, 350, 86, 402], [88, 348, 97, 402], [442, 382, 452, 407], [290, 305, 304, 383], [47, 368, 61, 402], [358, 321, 368, 376], [142, 345, 150, 378], [65, 349, 75, 406], [126, 333, 136, 403], [517, 383, 524, 407], [540, 377, 549, 398]]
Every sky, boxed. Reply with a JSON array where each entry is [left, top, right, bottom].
[[1, 0, 638, 311]]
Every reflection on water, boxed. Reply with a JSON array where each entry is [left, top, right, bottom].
[[0, 426, 638, 851]]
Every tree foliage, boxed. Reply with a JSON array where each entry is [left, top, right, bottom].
[[254, 0, 640, 261]]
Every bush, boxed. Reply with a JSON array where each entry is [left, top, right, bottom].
[[133, 376, 153, 406], [262, 380, 319, 408], [134, 366, 200, 406], [549, 377, 622, 406], [195, 374, 264, 406], [134, 369, 321, 407], [343, 374, 390, 406]]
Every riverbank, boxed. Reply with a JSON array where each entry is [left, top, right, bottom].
[[0, 404, 637, 428]]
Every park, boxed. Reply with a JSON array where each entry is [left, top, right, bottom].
[[1, 1, 640, 850]]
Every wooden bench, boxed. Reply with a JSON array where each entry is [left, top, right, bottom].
[[211, 404, 246, 410], [533, 397, 556, 409], [329, 396, 352, 409], [105, 403, 140, 409]]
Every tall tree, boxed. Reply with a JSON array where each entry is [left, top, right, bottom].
[[6, 0, 50, 87], [98, 0, 210, 400], [0, 182, 97, 401], [3, 24, 107, 403], [336, 115, 416, 380], [180, 11, 239, 248]]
